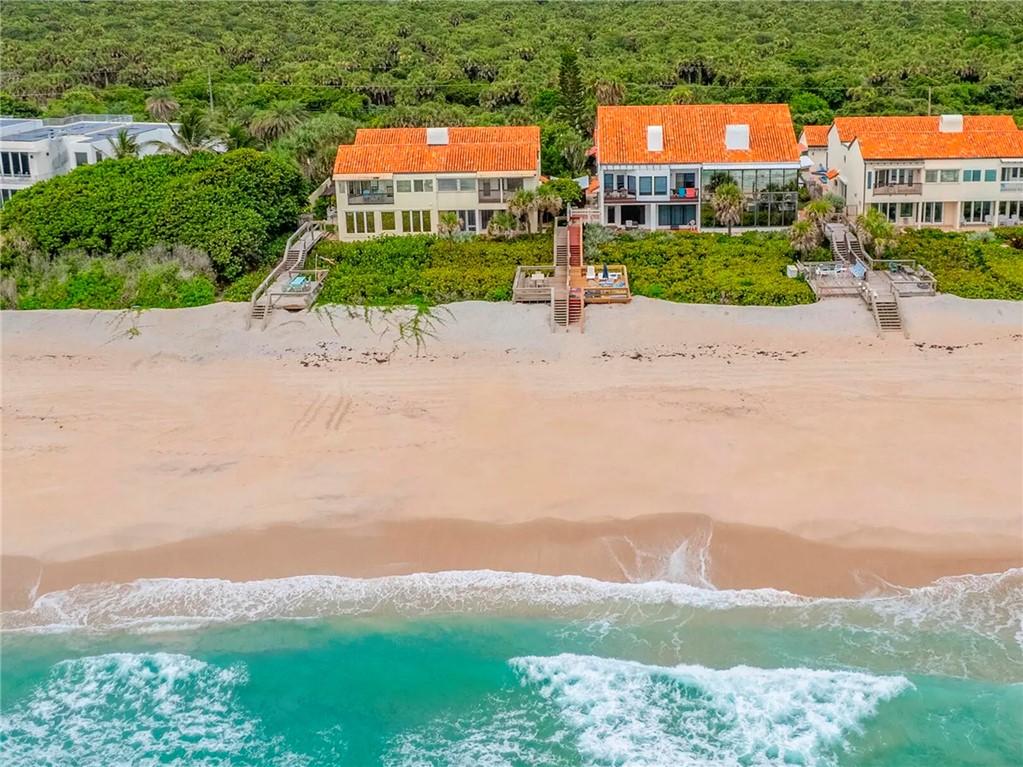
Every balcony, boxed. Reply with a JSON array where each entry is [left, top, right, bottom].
[[478, 190, 505, 204], [604, 188, 700, 204], [347, 193, 393, 205], [1001, 181, 1023, 194], [873, 183, 922, 196]]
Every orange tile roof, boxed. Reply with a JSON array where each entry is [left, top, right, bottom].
[[854, 130, 1023, 160], [833, 115, 1017, 143], [335, 126, 540, 175], [800, 125, 831, 147], [596, 104, 800, 165]]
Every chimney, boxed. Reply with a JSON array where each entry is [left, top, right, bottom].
[[939, 114, 963, 133], [646, 125, 663, 152], [426, 127, 449, 145], [725, 124, 750, 151]]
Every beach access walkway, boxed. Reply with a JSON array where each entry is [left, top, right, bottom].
[[247, 221, 328, 330], [801, 221, 936, 337], [512, 218, 632, 331]]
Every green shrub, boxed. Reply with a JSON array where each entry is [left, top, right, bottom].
[[222, 268, 272, 302], [892, 229, 1023, 300]]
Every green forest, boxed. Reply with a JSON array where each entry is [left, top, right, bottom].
[[2, 1, 1022, 181]]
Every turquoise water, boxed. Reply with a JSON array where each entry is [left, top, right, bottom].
[[2, 570, 1021, 766]]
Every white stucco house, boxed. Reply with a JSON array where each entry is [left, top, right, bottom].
[[331, 126, 541, 240], [594, 104, 803, 231], [822, 114, 1023, 227], [0, 115, 179, 208], [798, 125, 830, 171]]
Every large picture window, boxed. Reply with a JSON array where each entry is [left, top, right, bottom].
[[1, 152, 31, 176], [402, 210, 432, 232], [921, 202, 943, 223], [961, 201, 992, 224], [345, 211, 376, 234], [699, 168, 798, 228]]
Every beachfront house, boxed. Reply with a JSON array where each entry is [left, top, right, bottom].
[[594, 104, 802, 232], [798, 125, 830, 170], [331, 126, 541, 240], [0, 115, 179, 208], [821, 115, 1023, 228]]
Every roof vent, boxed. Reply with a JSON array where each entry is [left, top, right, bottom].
[[725, 124, 750, 151], [939, 114, 963, 133], [646, 125, 663, 152], [426, 127, 449, 145]]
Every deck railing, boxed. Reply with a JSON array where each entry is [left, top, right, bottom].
[[247, 221, 323, 329]]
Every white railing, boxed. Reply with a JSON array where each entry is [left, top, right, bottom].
[[42, 114, 133, 126], [1000, 182, 1023, 193]]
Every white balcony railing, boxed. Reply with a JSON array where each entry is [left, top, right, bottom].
[[1000, 181, 1023, 193]]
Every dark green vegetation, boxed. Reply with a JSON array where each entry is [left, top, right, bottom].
[[1, 1, 1020, 182], [0, 151, 305, 308], [892, 228, 1023, 300], [311, 236, 552, 306], [599, 230, 816, 305]]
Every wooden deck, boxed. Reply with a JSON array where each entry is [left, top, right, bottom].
[[570, 264, 631, 303]]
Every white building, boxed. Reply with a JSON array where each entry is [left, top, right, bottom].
[[595, 104, 803, 231], [823, 114, 1023, 227], [0, 114, 179, 208], [797, 125, 830, 170], [332, 126, 541, 240]]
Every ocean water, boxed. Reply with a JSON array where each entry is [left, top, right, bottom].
[[2, 569, 1021, 766]]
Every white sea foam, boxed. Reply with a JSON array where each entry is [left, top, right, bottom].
[[511, 654, 911, 767], [0, 652, 308, 767], [4, 568, 1019, 648]]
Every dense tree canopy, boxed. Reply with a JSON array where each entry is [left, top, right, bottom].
[[1, 1, 1019, 168], [0, 150, 305, 280]]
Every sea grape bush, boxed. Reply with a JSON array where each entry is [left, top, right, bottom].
[[892, 229, 1023, 300], [0, 150, 305, 281]]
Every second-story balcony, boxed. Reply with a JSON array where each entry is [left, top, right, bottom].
[[873, 182, 923, 196], [1001, 181, 1023, 194], [478, 190, 505, 203], [604, 188, 700, 203], [347, 192, 394, 205]]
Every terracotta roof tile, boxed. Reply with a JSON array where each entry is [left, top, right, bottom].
[[335, 126, 540, 175], [596, 104, 800, 165], [833, 115, 1017, 143], [800, 125, 831, 147], [854, 130, 1023, 160]]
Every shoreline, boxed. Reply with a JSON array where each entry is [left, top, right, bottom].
[[2, 296, 1021, 613], [2, 513, 1020, 613]]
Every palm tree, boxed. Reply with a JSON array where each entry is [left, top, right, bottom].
[[855, 208, 897, 259], [107, 128, 139, 159], [789, 219, 820, 258], [535, 189, 564, 224], [710, 182, 744, 235], [803, 198, 835, 237], [669, 85, 697, 104], [222, 122, 257, 150], [487, 211, 519, 238], [145, 90, 179, 122], [438, 211, 461, 239], [249, 100, 307, 143], [148, 109, 218, 156], [507, 189, 537, 233], [592, 78, 625, 105]]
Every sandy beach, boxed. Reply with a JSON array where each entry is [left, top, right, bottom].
[[2, 296, 1021, 609]]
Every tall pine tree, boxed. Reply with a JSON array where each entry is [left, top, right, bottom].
[[557, 47, 586, 135]]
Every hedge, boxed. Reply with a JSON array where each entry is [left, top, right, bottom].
[[891, 229, 1023, 300]]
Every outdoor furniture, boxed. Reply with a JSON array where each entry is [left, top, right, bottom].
[[850, 262, 867, 280], [586, 265, 596, 280], [285, 275, 309, 292], [815, 264, 846, 277]]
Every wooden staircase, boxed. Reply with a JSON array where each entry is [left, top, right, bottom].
[[865, 272, 905, 336], [825, 221, 867, 264], [247, 221, 324, 329], [550, 222, 584, 331]]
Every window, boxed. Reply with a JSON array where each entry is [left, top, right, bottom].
[[442, 209, 478, 232], [402, 210, 431, 232], [626, 176, 636, 195], [345, 210, 376, 234], [984, 169, 997, 182], [95, 149, 104, 161], [939, 169, 959, 183], [963, 170, 981, 182], [606, 206, 616, 224], [438, 178, 457, 192], [1002, 167, 1022, 182], [875, 168, 915, 187], [0, 188, 18, 207], [503, 177, 523, 193], [381, 211, 396, 231], [961, 201, 992, 223], [348, 180, 393, 201], [415, 179, 433, 192], [899, 202, 914, 219], [1, 152, 30, 176], [872, 202, 898, 222], [479, 209, 494, 230], [458, 178, 475, 192], [639, 176, 652, 195], [658, 204, 696, 227], [396, 180, 412, 193], [866, 171, 872, 189], [603, 173, 613, 191], [999, 200, 1021, 220], [921, 202, 943, 223], [925, 170, 938, 183], [654, 176, 668, 195]]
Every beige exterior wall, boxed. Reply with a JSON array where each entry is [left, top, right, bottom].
[[804, 147, 828, 170], [826, 127, 1023, 228], [333, 171, 540, 241]]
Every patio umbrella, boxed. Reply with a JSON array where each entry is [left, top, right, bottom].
[[601, 263, 609, 279]]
